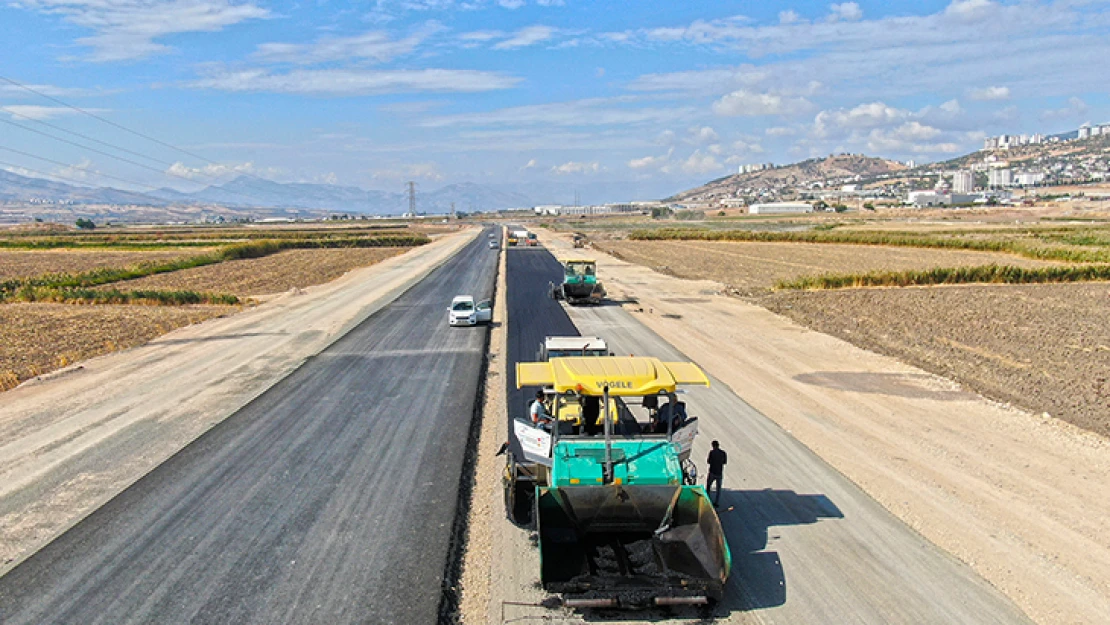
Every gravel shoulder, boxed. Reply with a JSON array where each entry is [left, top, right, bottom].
[[0, 229, 476, 574], [544, 231, 1110, 625]]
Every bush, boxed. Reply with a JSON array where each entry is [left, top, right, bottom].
[[75, 218, 95, 230], [675, 210, 705, 221], [776, 263, 1110, 290]]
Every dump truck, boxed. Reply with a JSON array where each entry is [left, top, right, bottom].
[[550, 258, 605, 305], [504, 356, 731, 609], [526, 232, 539, 246], [572, 233, 586, 248]]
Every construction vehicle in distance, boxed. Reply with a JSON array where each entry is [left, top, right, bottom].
[[550, 258, 605, 305], [526, 232, 539, 246], [505, 355, 731, 609], [572, 233, 586, 248]]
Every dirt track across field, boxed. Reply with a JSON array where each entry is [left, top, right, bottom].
[[542, 231, 1110, 625]]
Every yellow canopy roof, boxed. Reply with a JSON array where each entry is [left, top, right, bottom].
[[558, 258, 596, 264], [516, 356, 709, 395]]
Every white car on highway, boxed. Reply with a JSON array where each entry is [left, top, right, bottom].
[[448, 295, 492, 326]]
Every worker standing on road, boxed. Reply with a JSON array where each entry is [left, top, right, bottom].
[[706, 440, 727, 508], [531, 390, 554, 430]]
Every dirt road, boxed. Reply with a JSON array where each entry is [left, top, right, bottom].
[[0, 228, 477, 574], [544, 233, 1110, 625]]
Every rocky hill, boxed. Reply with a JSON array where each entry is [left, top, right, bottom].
[[671, 154, 908, 202]]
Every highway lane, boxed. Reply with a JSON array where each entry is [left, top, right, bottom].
[[0, 227, 500, 625], [504, 246, 576, 455], [505, 245, 1031, 623]]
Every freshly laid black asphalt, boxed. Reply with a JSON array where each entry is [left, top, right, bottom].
[[503, 245, 577, 454], [0, 228, 499, 625]]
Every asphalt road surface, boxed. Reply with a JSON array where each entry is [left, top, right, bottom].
[[0, 227, 500, 625], [505, 246, 1031, 624], [504, 245, 576, 455]]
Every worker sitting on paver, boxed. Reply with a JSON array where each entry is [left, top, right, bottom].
[[531, 390, 554, 430]]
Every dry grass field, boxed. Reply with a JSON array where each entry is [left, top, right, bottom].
[[0, 223, 431, 391], [0, 249, 217, 281], [759, 283, 1110, 437], [0, 303, 237, 391], [101, 248, 406, 297], [596, 240, 1058, 295]]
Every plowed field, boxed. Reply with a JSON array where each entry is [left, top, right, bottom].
[[102, 248, 406, 297], [596, 240, 1058, 295], [759, 283, 1110, 437], [0, 303, 236, 390], [0, 249, 215, 281]]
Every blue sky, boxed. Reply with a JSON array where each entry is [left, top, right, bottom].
[[1, 0, 1109, 201]]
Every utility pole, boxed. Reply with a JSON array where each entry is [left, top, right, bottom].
[[450, 202, 456, 220], [407, 181, 417, 217]]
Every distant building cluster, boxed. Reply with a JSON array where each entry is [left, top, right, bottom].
[[983, 133, 1046, 150], [737, 163, 774, 174], [533, 201, 661, 216], [1078, 123, 1110, 139]]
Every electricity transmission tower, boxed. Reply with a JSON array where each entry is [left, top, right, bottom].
[[407, 181, 417, 216]]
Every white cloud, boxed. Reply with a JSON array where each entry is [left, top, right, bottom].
[[681, 150, 722, 175], [187, 68, 520, 95], [829, 2, 862, 21], [765, 126, 796, 137], [551, 161, 601, 175], [1, 105, 98, 120], [655, 130, 677, 145], [713, 89, 813, 117], [689, 126, 719, 144], [536, 0, 565, 5], [498, 0, 525, 8], [371, 162, 444, 181], [628, 152, 669, 169], [14, 0, 270, 62], [253, 26, 440, 65], [969, 85, 1011, 101], [493, 25, 557, 49], [814, 101, 908, 137], [167, 160, 278, 180], [459, 30, 503, 42], [944, 0, 998, 22], [732, 138, 765, 154], [421, 97, 696, 128], [939, 99, 962, 114], [56, 158, 95, 181], [1040, 96, 1088, 121], [521, 158, 538, 170], [779, 10, 800, 24]]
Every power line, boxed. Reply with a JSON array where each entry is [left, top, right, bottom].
[[3, 107, 169, 167], [1, 75, 219, 167], [0, 117, 200, 185], [0, 145, 163, 192], [0, 74, 287, 199]]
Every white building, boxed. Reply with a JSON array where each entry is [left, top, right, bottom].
[[988, 168, 1012, 188], [952, 170, 974, 194], [1014, 172, 1045, 186], [748, 202, 811, 214], [738, 163, 774, 174], [1079, 125, 1091, 140]]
